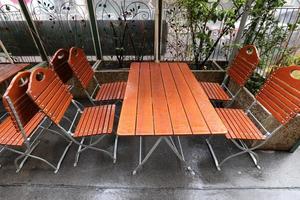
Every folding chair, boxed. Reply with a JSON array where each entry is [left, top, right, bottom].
[[200, 45, 260, 103], [0, 71, 72, 173], [26, 67, 118, 166], [50, 48, 74, 89], [68, 47, 126, 105], [206, 66, 300, 170]]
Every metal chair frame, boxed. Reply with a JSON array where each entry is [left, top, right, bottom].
[[203, 45, 260, 105], [1, 96, 72, 173], [206, 98, 289, 171], [43, 99, 118, 166]]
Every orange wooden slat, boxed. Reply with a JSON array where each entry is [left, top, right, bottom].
[[160, 62, 191, 135], [150, 62, 173, 135], [50, 48, 73, 83], [169, 62, 210, 134], [136, 62, 154, 135], [216, 108, 241, 139], [107, 105, 115, 133], [178, 63, 227, 134], [117, 63, 140, 135]]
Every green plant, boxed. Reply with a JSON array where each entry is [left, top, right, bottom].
[[178, 0, 246, 69], [243, 0, 300, 69]]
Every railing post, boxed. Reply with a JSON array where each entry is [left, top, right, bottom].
[[18, 0, 49, 62], [154, 0, 162, 62], [229, 0, 253, 63], [0, 40, 14, 64], [86, 0, 103, 60]]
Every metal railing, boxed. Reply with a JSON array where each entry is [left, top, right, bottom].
[[0, 0, 299, 77]]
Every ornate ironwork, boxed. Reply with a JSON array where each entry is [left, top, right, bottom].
[[0, 2, 40, 63], [95, 0, 153, 20], [28, 0, 95, 59], [95, 0, 154, 67]]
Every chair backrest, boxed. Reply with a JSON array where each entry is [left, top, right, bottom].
[[2, 71, 40, 130], [256, 66, 300, 125], [50, 48, 73, 83], [68, 47, 94, 89], [228, 45, 260, 86], [27, 67, 73, 124]]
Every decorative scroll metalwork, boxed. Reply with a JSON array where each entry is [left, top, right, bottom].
[[28, 0, 95, 59], [0, 2, 40, 63], [95, 0, 153, 20], [95, 0, 154, 67]]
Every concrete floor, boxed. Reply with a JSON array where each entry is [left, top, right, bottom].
[[0, 103, 299, 200]]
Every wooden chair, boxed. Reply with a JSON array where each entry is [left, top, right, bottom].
[[200, 45, 260, 103], [68, 47, 126, 105], [26, 67, 118, 166], [0, 71, 72, 173], [50, 48, 74, 89], [50, 48, 73, 83], [206, 66, 300, 170]]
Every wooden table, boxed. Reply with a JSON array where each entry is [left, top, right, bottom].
[[117, 62, 227, 174], [0, 64, 29, 84]]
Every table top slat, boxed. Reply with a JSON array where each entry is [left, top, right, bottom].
[[150, 62, 173, 135], [160, 63, 191, 135], [117, 63, 140, 135], [136, 62, 154, 135], [169, 62, 210, 134], [178, 63, 227, 134], [0, 64, 29, 84]]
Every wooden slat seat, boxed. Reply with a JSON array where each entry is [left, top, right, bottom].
[[68, 47, 126, 102], [95, 82, 126, 101], [27, 67, 116, 137], [200, 45, 260, 102], [0, 112, 45, 146], [75, 105, 115, 137], [215, 108, 264, 140], [200, 82, 231, 101]]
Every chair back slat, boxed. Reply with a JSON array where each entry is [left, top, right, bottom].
[[27, 67, 73, 124], [50, 48, 73, 83], [256, 66, 300, 124], [228, 45, 260, 86], [68, 47, 94, 89], [2, 71, 40, 130]]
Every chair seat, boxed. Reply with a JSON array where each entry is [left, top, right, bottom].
[[215, 108, 265, 140], [200, 82, 231, 101], [74, 105, 115, 137], [0, 112, 45, 146], [95, 82, 126, 101]]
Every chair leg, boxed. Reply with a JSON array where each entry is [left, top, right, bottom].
[[55, 141, 72, 173], [205, 137, 221, 171], [239, 140, 261, 169], [74, 138, 85, 167], [113, 135, 119, 164], [15, 141, 41, 173]]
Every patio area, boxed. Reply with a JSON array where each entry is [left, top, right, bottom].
[[0, 123, 299, 199], [1, 0, 300, 199]]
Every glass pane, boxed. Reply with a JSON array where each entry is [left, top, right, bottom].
[[0, 0, 41, 63], [28, 0, 96, 60], [95, 0, 155, 67]]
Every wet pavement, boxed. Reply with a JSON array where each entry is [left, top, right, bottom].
[[0, 103, 299, 199]]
